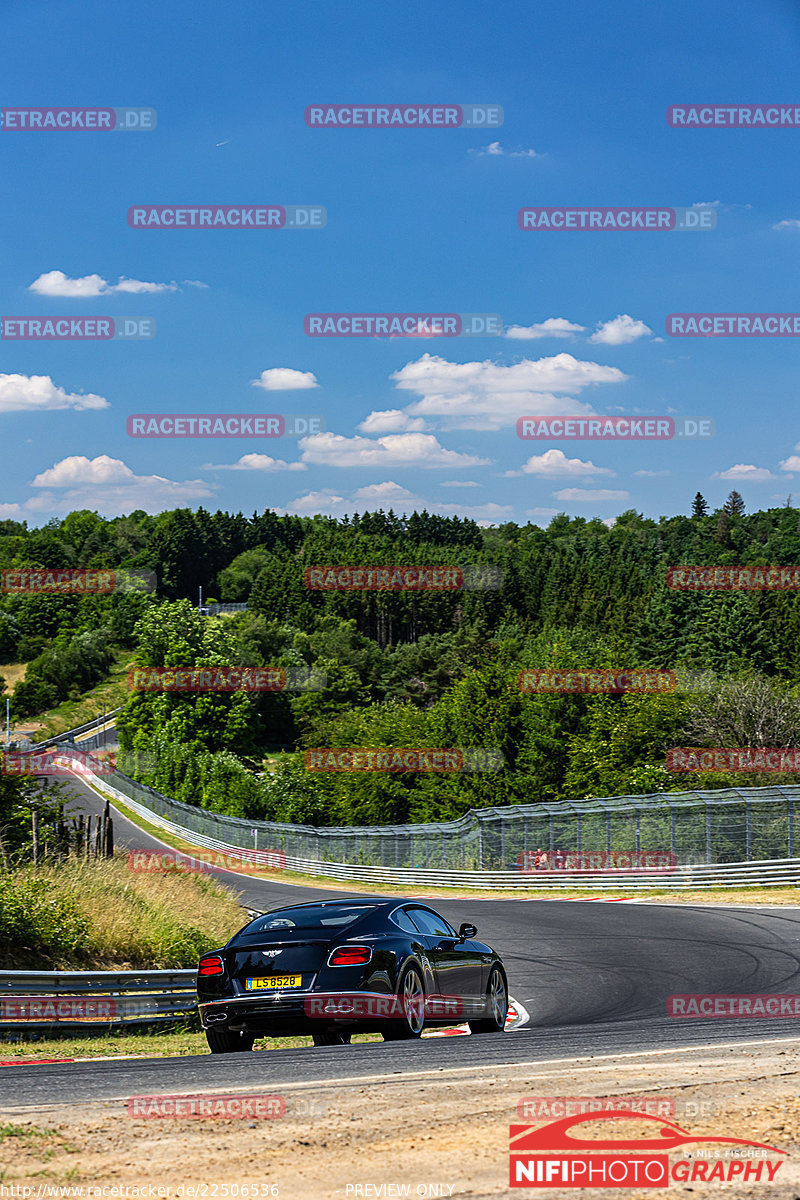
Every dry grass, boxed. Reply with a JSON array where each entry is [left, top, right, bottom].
[[0, 663, 26, 695], [1, 856, 248, 969]]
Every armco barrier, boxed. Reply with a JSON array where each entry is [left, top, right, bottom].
[[66, 756, 800, 890], [0, 969, 197, 1030]]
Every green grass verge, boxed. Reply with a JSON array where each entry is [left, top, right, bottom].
[[34, 648, 132, 739], [0, 856, 246, 969], [0, 1028, 381, 1060]]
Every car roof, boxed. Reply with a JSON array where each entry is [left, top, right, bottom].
[[263, 897, 422, 912]]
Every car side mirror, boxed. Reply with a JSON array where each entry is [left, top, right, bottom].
[[458, 923, 478, 941]]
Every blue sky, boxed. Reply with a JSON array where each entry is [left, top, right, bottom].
[[2, 0, 800, 528]]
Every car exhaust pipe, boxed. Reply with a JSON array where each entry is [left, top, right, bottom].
[[206, 1011, 228, 1023]]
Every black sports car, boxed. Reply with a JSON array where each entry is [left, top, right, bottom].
[[197, 897, 508, 1051]]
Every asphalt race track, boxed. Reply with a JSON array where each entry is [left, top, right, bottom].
[[3, 774, 800, 1108]]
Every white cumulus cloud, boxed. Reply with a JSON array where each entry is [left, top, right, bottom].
[[508, 448, 615, 478], [471, 142, 540, 158], [298, 431, 489, 469], [350, 481, 420, 504], [251, 368, 319, 391], [357, 410, 427, 434], [203, 454, 306, 472], [389, 352, 626, 430], [589, 315, 652, 345], [28, 270, 178, 297], [713, 464, 777, 482], [27, 455, 214, 515], [0, 374, 108, 413], [505, 318, 586, 341]]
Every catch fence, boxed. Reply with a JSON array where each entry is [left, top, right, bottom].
[[73, 749, 800, 871]]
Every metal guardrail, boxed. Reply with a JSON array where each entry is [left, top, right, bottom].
[[83, 767, 800, 890], [0, 968, 197, 1030], [29, 709, 122, 753]]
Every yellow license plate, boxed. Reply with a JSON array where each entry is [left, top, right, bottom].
[[245, 975, 302, 990]]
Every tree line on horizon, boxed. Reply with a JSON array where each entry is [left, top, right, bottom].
[[3, 491, 800, 828]]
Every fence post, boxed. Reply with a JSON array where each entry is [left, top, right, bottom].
[[746, 799, 752, 861], [790, 796, 795, 859], [705, 798, 712, 864]]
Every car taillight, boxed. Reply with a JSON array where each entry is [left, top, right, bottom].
[[328, 945, 373, 967], [198, 955, 224, 976]]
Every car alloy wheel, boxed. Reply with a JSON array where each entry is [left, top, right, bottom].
[[468, 966, 508, 1034], [382, 965, 425, 1039]]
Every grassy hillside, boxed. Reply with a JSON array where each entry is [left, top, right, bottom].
[[0, 855, 247, 969]]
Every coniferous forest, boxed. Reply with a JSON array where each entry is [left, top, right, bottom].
[[3, 494, 800, 830]]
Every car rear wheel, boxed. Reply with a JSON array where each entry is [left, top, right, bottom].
[[468, 966, 508, 1034], [311, 1031, 352, 1046], [381, 965, 425, 1040], [205, 1028, 255, 1053]]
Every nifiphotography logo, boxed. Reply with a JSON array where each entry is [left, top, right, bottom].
[[509, 1111, 786, 1187]]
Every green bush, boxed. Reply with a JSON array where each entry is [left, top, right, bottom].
[[0, 875, 89, 960]]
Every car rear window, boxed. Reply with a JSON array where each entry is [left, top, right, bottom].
[[239, 905, 374, 933]]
